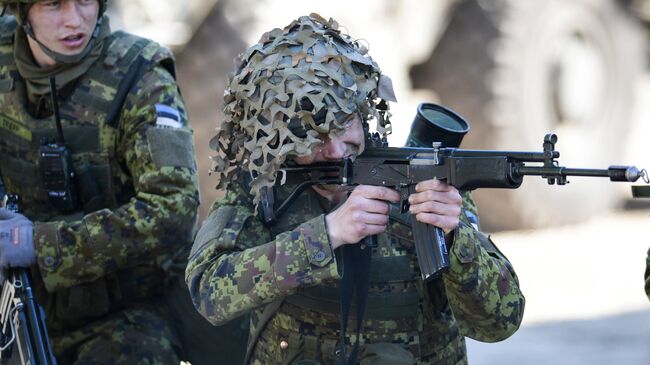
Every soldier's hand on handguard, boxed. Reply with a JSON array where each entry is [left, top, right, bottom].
[[325, 185, 400, 250], [408, 178, 462, 235], [0, 208, 36, 270]]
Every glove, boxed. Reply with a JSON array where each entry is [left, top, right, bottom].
[[0, 208, 36, 270]]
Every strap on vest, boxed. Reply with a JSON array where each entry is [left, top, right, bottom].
[[105, 55, 146, 127], [337, 244, 372, 365], [104, 36, 150, 127], [64, 33, 159, 129]]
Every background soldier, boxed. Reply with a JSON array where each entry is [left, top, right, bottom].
[[634, 186, 650, 300], [0, 0, 200, 363], [640, 197, 650, 300], [186, 14, 525, 364]]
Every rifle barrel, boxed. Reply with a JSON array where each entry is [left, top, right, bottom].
[[516, 166, 610, 178], [515, 165, 643, 182]]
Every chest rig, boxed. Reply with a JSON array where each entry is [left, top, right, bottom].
[[261, 181, 425, 324], [245, 181, 456, 363], [0, 16, 174, 221]]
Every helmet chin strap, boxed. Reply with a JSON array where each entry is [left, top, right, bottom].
[[23, 15, 104, 65]]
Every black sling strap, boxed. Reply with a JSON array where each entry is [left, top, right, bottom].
[[336, 243, 373, 365]]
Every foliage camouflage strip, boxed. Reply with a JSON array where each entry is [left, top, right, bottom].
[[210, 13, 395, 207]]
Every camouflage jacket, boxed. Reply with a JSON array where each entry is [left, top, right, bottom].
[[187, 182, 525, 364], [0, 16, 199, 331]]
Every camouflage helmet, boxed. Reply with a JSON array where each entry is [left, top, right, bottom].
[[1, 0, 108, 22], [210, 13, 396, 206]]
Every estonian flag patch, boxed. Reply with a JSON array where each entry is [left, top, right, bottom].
[[155, 104, 183, 129], [465, 210, 480, 231]]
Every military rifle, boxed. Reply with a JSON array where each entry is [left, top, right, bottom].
[[0, 174, 57, 365], [264, 103, 649, 281]]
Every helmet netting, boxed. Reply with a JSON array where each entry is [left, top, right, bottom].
[[210, 13, 390, 206]]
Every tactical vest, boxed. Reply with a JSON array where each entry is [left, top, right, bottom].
[[254, 183, 456, 362], [0, 16, 178, 330], [0, 16, 176, 220]]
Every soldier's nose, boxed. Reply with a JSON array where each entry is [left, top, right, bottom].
[[323, 138, 346, 160]]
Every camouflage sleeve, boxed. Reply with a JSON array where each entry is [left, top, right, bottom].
[[185, 188, 341, 326], [645, 247, 650, 300], [441, 192, 525, 342], [33, 58, 200, 292]]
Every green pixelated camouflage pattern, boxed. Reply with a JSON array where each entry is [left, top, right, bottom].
[[186, 184, 524, 364], [187, 183, 339, 324], [53, 304, 181, 365], [0, 16, 199, 360], [210, 14, 395, 208]]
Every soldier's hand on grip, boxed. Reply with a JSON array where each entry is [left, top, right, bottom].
[[325, 185, 400, 249], [408, 178, 462, 235]]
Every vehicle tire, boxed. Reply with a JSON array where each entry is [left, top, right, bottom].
[[410, 0, 645, 230]]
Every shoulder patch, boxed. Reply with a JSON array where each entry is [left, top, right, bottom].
[[146, 127, 195, 169]]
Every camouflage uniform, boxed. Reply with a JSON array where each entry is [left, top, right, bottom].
[[187, 14, 524, 365], [0, 12, 199, 365], [187, 181, 524, 364]]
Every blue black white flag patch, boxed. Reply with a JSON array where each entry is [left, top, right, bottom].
[[465, 210, 480, 231], [155, 104, 183, 129]]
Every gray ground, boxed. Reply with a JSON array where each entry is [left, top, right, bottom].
[[465, 208, 650, 364], [466, 73, 650, 364], [467, 310, 650, 365]]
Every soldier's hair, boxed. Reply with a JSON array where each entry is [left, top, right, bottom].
[[210, 13, 391, 206]]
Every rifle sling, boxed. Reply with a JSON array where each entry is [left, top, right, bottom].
[[336, 243, 372, 365]]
